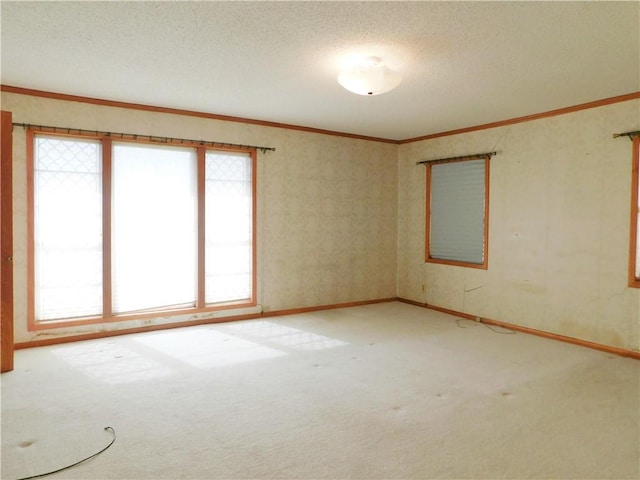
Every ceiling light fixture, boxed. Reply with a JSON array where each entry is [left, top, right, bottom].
[[337, 56, 402, 96]]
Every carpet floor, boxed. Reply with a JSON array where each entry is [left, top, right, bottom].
[[2, 302, 639, 479]]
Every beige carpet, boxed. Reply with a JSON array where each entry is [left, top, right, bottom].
[[2, 302, 639, 479]]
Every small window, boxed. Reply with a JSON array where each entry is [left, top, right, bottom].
[[629, 135, 640, 287], [425, 156, 490, 268]]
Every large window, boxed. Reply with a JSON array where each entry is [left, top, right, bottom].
[[111, 143, 198, 314], [425, 156, 490, 269], [629, 135, 640, 287], [29, 132, 256, 328]]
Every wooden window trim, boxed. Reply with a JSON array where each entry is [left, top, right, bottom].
[[102, 138, 113, 319], [425, 156, 490, 270], [629, 136, 640, 287], [196, 146, 206, 309], [26, 129, 36, 330], [27, 128, 257, 331]]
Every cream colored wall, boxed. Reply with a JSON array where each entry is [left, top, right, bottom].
[[3, 92, 398, 343], [6, 91, 639, 351], [398, 100, 640, 351]]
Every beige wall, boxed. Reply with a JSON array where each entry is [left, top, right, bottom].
[[3, 92, 398, 343], [398, 100, 640, 351], [5, 91, 640, 352]]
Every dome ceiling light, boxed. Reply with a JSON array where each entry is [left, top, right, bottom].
[[337, 56, 402, 96]]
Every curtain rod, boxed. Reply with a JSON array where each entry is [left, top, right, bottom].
[[416, 151, 496, 166], [613, 130, 640, 140], [12, 123, 276, 153]]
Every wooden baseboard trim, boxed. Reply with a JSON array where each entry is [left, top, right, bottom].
[[261, 297, 397, 318], [14, 297, 398, 349], [397, 298, 640, 360], [17, 296, 638, 359]]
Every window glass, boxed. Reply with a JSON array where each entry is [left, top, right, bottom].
[[34, 136, 103, 320], [427, 158, 488, 267], [112, 143, 197, 314], [205, 151, 253, 304], [32, 134, 255, 325]]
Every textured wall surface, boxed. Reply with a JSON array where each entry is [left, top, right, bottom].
[[3, 92, 398, 343], [6, 91, 640, 351], [398, 100, 640, 351]]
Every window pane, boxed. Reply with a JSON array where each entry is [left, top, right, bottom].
[[430, 159, 486, 264], [34, 136, 103, 320], [112, 143, 197, 314], [205, 151, 253, 304]]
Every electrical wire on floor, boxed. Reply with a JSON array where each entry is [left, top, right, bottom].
[[456, 318, 516, 334], [16, 427, 116, 480]]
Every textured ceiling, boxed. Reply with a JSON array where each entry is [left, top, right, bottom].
[[1, 1, 639, 141]]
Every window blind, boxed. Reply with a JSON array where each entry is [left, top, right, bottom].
[[429, 159, 486, 264]]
